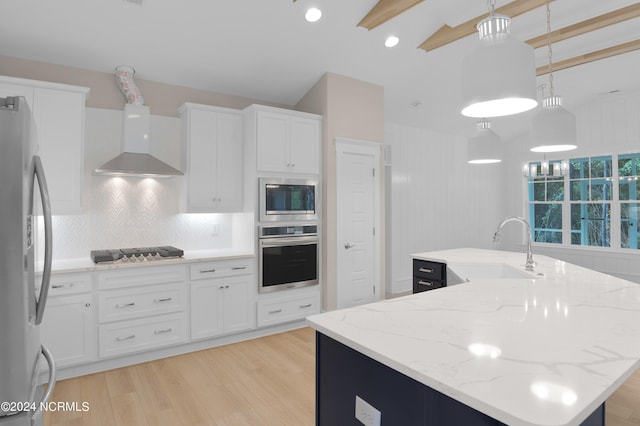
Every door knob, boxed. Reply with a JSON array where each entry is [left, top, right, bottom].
[[344, 242, 354, 249]]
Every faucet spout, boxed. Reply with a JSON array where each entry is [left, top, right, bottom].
[[493, 216, 535, 271]]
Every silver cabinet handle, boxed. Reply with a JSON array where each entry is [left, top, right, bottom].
[[344, 242, 354, 249], [51, 283, 72, 289], [154, 297, 172, 303], [418, 267, 434, 273], [418, 280, 435, 286], [268, 309, 283, 314], [116, 302, 135, 308], [200, 268, 216, 273], [299, 304, 312, 308], [116, 334, 136, 341], [154, 328, 172, 335], [232, 266, 247, 270]]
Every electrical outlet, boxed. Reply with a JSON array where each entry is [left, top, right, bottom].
[[212, 223, 220, 236], [355, 395, 381, 426]]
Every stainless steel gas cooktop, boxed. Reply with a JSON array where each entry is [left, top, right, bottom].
[[90, 246, 184, 263]]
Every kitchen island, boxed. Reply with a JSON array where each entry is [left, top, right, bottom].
[[307, 248, 640, 426]]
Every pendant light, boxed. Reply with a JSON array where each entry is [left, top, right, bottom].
[[522, 157, 569, 178], [530, 0, 577, 153], [461, 0, 538, 118], [468, 119, 502, 164]]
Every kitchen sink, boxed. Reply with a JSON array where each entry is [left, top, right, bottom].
[[447, 262, 534, 284]]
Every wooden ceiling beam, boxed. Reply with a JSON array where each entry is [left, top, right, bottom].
[[358, 0, 424, 31], [526, 3, 640, 49], [418, 0, 547, 52], [536, 39, 640, 75]]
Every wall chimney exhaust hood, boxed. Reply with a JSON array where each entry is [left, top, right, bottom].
[[94, 65, 183, 178]]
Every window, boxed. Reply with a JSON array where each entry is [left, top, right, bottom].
[[569, 156, 612, 247], [527, 161, 564, 244], [526, 153, 640, 251], [619, 153, 640, 249]]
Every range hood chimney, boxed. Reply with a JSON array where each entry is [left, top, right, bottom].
[[94, 65, 183, 177]]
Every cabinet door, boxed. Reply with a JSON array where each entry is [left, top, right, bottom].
[[33, 88, 85, 214], [215, 112, 243, 212], [222, 276, 251, 334], [290, 117, 321, 174], [190, 279, 223, 340], [40, 294, 96, 368], [186, 107, 217, 211], [256, 111, 289, 173]]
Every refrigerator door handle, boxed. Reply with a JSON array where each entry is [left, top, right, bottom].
[[32, 344, 56, 420], [33, 155, 53, 325]]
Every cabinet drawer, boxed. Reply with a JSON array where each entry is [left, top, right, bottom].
[[413, 277, 445, 293], [99, 313, 187, 358], [190, 259, 252, 281], [98, 264, 186, 290], [257, 294, 319, 327], [37, 272, 92, 296], [99, 282, 186, 323], [413, 260, 446, 281]]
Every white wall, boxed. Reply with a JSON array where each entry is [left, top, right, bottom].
[[501, 90, 640, 284], [48, 107, 251, 259], [385, 122, 505, 295]]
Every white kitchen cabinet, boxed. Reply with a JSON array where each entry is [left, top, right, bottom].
[[39, 272, 96, 368], [247, 105, 322, 175], [97, 264, 189, 358], [189, 259, 254, 340], [257, 291, 320, 328], [180, 103, 243, 213], [0, 76, 88, 214]]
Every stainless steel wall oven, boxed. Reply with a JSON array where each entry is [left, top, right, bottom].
[[258, 224, 318, 293]]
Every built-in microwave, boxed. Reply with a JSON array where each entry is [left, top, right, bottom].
[[259, 178, 318, 222]]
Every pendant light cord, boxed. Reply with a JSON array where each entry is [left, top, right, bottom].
[[487, 0, 496, 15], [546, 0, 554, 97]]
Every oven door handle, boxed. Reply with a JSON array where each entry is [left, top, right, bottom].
[[260, 236, 318, 247]]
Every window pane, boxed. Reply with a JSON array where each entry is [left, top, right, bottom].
[[547, 180, 564, 201], [618, 154, 640, 202], [590, 156, 612, 178], [570, 158, 589, 179], [621, 203, 640, 249], [571, 203, 611, 247], [590, 179, 612, 201], [533, 181, 546, 201], [618, 154, 640, 177], [570, 180, 588, 201], [533, 204, 562, 243]]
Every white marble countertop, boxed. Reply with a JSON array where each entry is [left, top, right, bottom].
[[307, 248, 640, 426], [44, 248, 254, 274]]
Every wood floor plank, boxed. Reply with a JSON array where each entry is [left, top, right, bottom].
[[44, 327, 640, 426]]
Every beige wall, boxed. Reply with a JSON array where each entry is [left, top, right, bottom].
[[296, 72, 385, 311], [0, 55, 287, 115]]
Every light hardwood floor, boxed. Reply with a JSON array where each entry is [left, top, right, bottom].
[[44, 327, 640, 425]]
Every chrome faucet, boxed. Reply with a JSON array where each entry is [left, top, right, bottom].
[[493, 216, 535, 271]]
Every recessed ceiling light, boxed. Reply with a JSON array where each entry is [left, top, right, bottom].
[[305, 7, 322, 22], [385, 36, 399, 48]]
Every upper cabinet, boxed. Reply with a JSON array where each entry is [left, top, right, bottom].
[[180, 103, 244, 213], [246, 105, 322, 175], [0, 76, 89, 214]]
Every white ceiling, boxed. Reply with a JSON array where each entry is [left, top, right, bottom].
[[2, 0, 639, 140]]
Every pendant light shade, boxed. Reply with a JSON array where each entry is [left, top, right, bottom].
[[468, 120, 502, 164], [461, 14, 538, 118], [530, 95, 577, 152]]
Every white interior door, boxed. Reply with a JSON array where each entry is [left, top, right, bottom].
[[336, 139, 380, 309]]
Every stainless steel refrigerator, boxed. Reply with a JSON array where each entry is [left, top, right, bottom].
[[0, 96, 55, 426]]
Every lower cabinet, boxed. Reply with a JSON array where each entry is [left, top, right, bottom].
[[191, 276, 251, 340], [97, 264, 188, 358], [257, 290, 320, 328], [413, 259, 447, 293], [39, 272, 96, 368]]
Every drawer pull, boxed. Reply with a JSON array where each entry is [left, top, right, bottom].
[[268, 309, 283, 314], [51, 283, 70, 289], [154, 297, 173, 303], [154, 328, 172, 335], [418, 280, 435, 287], [116, 334, 136, 341], [299, 304, 312, 308], [419, 267, 434, 273], [200, 268, 216, 274], [116, 302, 136, 308], [232, 266, 247, 270]]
